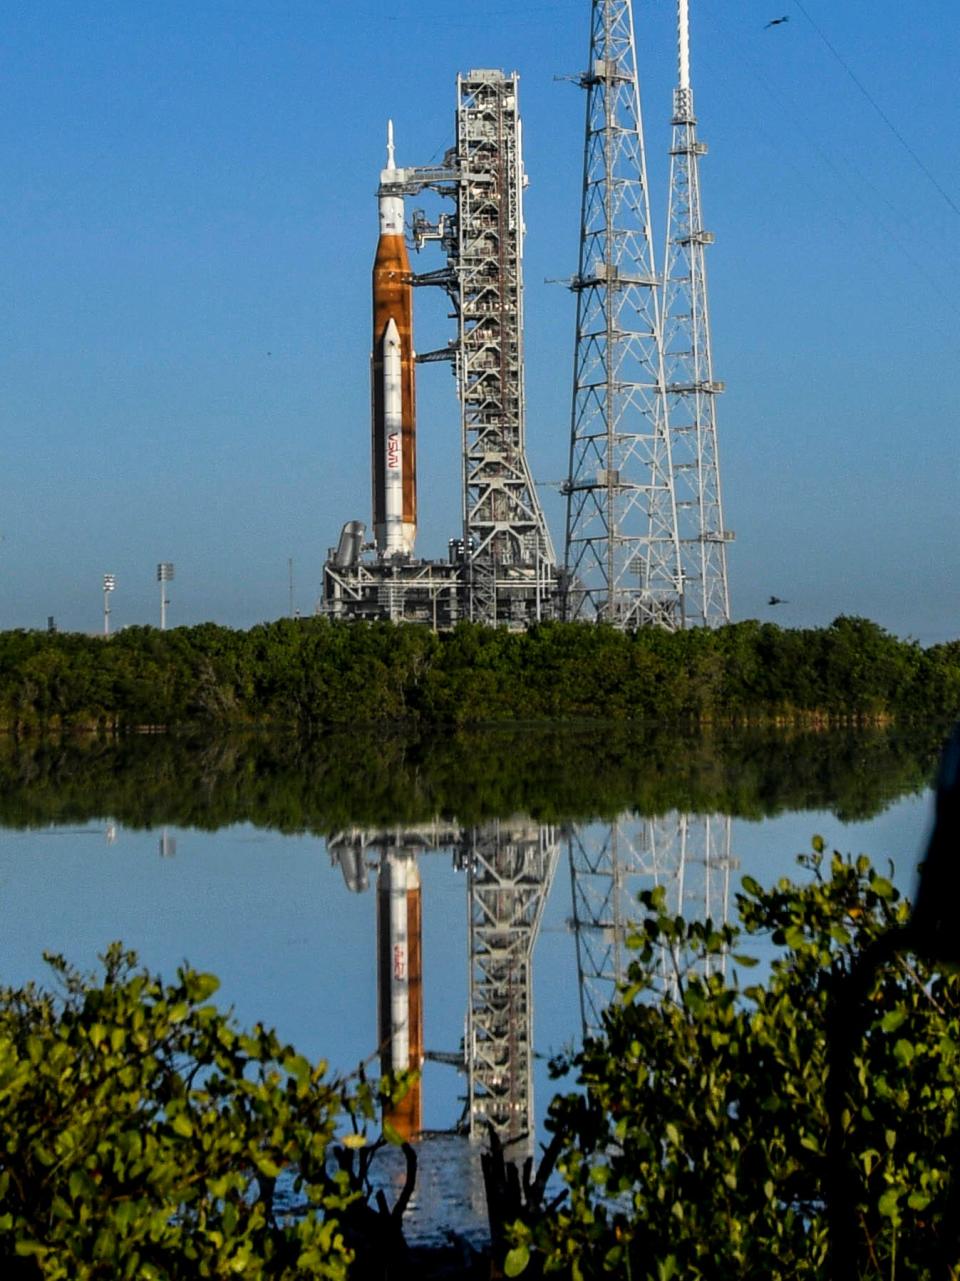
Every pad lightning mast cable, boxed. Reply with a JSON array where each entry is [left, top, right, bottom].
[[662, 0, 732, 626], [563, 0, 683, 629]]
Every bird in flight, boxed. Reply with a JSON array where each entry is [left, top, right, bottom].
[[768, 595, 789, 606], [764, 15, 789, 28]]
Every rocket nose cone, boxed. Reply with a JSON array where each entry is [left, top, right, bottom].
[[383, 315, 401, 346]]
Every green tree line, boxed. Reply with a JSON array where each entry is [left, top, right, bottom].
[[1, 616, 959, 731]]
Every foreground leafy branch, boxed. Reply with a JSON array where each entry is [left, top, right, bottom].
[[524, 847, 960, 1280], [0, 946, 386, 1280]]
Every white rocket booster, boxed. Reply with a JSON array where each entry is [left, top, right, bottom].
[[382, 317, 405, 555]]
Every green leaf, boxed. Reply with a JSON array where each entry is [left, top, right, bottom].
[[893, 1039, 915, 1066], [170, 1112, 194, 1138], [881, 1009, 907, 1033], [69, 1169, 95, 1200], [811, 834, 825, 853], [504, 1244, 530, 1277], [187, 973, 220, 1002], [878, 1188, 901, 1219], [252, 1153, 282, 1179], [382, 1120, 404, 1146]]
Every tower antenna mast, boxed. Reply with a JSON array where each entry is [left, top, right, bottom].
[[563, 0, 683, 629], [662, 0, 732, 626]]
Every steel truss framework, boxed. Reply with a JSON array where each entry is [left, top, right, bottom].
[[563, 0, 683, 630], [568, 813, 736, 1039], [322, 558, 463, 627], [463, 819, 560, 1148], [327, 820, 561, 1148], [662, 0, 732, 627], [452, 71, 556, 624]]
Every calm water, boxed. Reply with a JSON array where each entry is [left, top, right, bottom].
[[0, 728, 941, 1244]]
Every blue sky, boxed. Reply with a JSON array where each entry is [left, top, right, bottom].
[[2, 0, 958, 640]]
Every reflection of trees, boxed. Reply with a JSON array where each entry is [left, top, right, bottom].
[[0, 724, 942, 832], [569, 816, 735, 1038]]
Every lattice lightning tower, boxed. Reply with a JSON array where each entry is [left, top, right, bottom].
[[563, 0, 683, 629], [662, 0, 732, 625]]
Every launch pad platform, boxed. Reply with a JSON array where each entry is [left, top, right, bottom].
[[320, 544, 559, 630]]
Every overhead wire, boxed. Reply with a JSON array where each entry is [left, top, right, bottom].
[[690, 1, 960, 320], [790, 0, 960, 222]]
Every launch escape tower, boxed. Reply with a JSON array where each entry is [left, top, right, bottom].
[[662, 0, 732, 626], [321, 70, 557, 628], [562, 0, 684, 630]]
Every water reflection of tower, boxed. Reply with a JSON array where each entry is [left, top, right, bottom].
[[377, 851, 423, 1139], [569, 814, 736, 1038], [329, 822, 460, 1141], [458, 819, 560, 1151], [328, 819, 559, 1149]]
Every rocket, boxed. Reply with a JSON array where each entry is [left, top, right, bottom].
[[376, 852, 423, 1140], [372, 122, 417, 557]]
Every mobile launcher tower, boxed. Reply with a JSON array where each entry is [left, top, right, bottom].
[[321, 70, 558, 629]]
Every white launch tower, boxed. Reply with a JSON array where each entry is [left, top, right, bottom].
[[562, 0, 683, 629], [662, 0, 733, 625]]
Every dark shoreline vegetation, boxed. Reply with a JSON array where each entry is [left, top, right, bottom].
[[2, 615, 960, 731], [0, 722, 945, 832]]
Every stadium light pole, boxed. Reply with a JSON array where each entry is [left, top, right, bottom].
[[102, 573, 116, 637], [157, 562, 174, 630]]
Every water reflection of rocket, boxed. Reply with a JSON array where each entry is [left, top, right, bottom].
[[372, 123, 417, 557], [377, 852, 423, 1139]]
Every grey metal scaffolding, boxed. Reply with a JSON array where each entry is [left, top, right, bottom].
[[462, 818, 560, 1148], [563, 0, 683, 629], [452, 71, 557, 624], [662, 0, 733, 626]]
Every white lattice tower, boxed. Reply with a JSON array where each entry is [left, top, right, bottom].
[[463, 818, 560, 1147], [568, 813, 735, 1040], [662, 0, 732, 626], [455, 71, 556, 623], [563, 0, 683, 629]]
